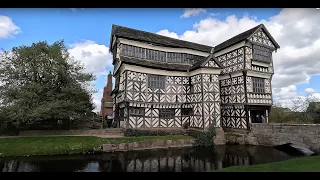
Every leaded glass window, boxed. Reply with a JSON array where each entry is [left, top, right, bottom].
[[253, 44, 272, 63], [159, 108, 175, 119], [252, 77, 265, 93], [148, 74, 166, 89]]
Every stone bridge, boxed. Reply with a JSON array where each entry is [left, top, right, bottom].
[[223, 123, 320, 153]]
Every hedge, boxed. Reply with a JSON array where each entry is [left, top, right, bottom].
[[124, 124, 216, 147], [124, 128, 186, 137], [187, 124, 216, 146]]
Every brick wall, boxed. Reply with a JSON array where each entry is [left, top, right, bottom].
[[101, 71, 114, 118]]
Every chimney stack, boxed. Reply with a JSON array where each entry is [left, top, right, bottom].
[[100, 71, 113, 118]]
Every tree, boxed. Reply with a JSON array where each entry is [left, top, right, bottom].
[[269, 93, 320, 124], [306, 102, 320, 124], [269, 102, 292, 123], [0, 40, 96, 128]]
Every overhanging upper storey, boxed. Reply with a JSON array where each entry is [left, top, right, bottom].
[[109, 24, 222, 73], [109, 24, 216, 70], [109, 23, 279, 75]]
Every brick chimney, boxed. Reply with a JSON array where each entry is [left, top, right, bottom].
[[105, 71, 113, 102], [100, 71, 113, 118]]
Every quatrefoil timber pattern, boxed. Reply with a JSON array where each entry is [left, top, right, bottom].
[[112, 24, 279, 130], [249, 29, 275, 48], [123, 71, 221, 129]]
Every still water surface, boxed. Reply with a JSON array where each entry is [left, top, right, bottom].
[[0, 145, 303, 172]]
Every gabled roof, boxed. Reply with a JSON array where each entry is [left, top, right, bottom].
[[248, 24, 280, 49], [110, 24, 212, 53], [190, 48, 224, 71], [110, 23, 280, 72], [214, 24, 280, 52]]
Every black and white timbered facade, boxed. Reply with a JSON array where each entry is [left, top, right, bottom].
[[110, 24, 280, 130]]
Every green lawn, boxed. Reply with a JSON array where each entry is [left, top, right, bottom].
[[0, 135, 193, 157], [213, 155, 320, 172]]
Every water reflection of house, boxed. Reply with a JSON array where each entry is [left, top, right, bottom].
[[96, 145, 292, 172], [0, 160, 39, 172], [98, 148, 222, 172], [1, 146, 294, 172]]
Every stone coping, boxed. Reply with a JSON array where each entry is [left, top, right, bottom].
[[101, 139, 195, 152], [252, 123, 320, 126]]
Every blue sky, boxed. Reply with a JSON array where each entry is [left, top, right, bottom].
[[0, 8, 282, 49], [1, 8, 319, 110]]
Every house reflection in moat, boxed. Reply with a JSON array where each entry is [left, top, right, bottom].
[[97, 145, 293, 172], [98, 147, 224, 172], [1, 145, 293, 172]]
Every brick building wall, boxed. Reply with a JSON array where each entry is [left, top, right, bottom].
[[100, 71, 114, 118]]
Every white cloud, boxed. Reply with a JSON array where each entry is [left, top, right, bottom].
[[0, 15, 21, 39], [70, 8, 85, 12], [68, 40, 113, 111], [304, 88, 316, 93], [157, 29, 180, 39], [92, 89, 103, 113], [275, 88, 320, 111], [68, 40, 112, 77], [158, 8, 320, 109], [210, 13, 220, 16], [181, 8, 206, 18]]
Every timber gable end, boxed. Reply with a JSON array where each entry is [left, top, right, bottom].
[[110, 23, 280, 130]]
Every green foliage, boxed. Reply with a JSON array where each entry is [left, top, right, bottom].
[[306, 102, 320, 124], [269, 105, 313, 124], [269, 106, 291, 123], [188, 124, 216, 146], [0, 40, 96, 128], [0, 126, 19, 136], [0, 135, 193, 157], [124, 128, 185, 137], [182, 122, 190, 130], [213, 155, 320, 172]]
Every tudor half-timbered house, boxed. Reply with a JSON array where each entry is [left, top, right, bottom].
[[110, 24, 280, 130]]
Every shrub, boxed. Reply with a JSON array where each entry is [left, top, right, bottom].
[[124, 128, 185, 137], [0, 126, 20, 136], [188, 124, 216, 146], [182, 122, 190, 130]]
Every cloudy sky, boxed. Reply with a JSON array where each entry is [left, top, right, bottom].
[[1, 8, 319, 111]]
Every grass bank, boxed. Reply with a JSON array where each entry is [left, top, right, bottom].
[[0, 135, 193, 157], [213, 155, 320, 172]]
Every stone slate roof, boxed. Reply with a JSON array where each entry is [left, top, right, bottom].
[[191, 59, 206, 70], [110, 24, 212, 53], [189, 55, 223, 71], [120, 56, 192, 71], [214, 24, 280, 52], [111, 23, 280, 72]]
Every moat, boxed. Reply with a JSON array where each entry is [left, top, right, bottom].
[[0, 145, 304, 172]]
